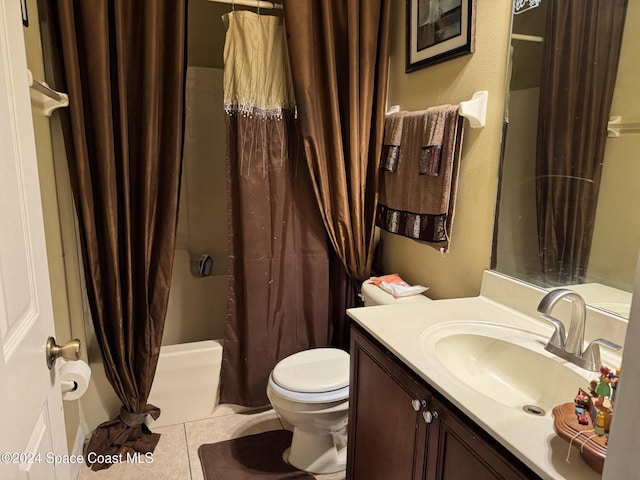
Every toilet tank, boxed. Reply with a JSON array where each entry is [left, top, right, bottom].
[[361, 279, 431, 307]]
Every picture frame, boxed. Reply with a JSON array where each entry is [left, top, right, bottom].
[[406, 0, 476, 72]]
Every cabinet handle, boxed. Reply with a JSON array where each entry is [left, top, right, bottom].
[[423, 410, 439, 424], [411, 399, 426, 412]]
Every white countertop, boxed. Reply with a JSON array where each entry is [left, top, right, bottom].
[[347, 295, 621, 480]]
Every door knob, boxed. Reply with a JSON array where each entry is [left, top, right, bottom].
[[46, 337, 81, 369], [411, 399, 426, 411]]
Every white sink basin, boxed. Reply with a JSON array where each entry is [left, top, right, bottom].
[[420, 322, 590, 415]]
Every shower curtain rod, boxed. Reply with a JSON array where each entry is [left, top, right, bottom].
[[207, 0, 283, 9]]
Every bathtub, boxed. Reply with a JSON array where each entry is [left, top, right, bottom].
[[147, 339, 224, 428]]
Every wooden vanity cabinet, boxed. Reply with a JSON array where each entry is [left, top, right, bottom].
[[347, 323, 431, 479], [347, 324, 538, 480]]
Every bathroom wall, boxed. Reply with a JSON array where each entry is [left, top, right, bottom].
[[382, 1, 513, 299], [187, 0, 229, 69]]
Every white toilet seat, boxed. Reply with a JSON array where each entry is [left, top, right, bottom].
[[272, 348, 349, 392], [268, 374, 349, 403], [268, 348, 350, 404]]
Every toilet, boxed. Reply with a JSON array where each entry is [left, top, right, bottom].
[[267, 348, 350, 474], [266, 279, 431, 474]]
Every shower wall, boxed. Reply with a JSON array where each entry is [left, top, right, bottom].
[[163, 66, 228, 345]]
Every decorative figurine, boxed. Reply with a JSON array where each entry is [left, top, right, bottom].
[[575, 389, 590, 408], [589, 379, 598, 396], [610, 367, 621, 407], [594, 411, 606, 436], [594, 366, 612, 408], [577, 411, 590, 426]]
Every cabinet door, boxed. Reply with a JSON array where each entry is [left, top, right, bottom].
[[426, 396, 533, 480], [347, 327, 430, 480]]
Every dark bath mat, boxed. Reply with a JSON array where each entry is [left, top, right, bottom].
[[198, 430, 314, 480]]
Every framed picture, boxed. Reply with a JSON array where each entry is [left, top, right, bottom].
[[406, 0, 476, 72]]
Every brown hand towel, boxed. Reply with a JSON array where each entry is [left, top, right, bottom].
[[376, 104, 463, 252], [419, 105, 453, 177], [381, 111, 406, 172]]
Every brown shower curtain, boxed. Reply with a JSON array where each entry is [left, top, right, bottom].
[[41, 0, 187, 470], [536, 0, 627, 286], [219, 11, 331, 407], [283, 0, 391, 347]]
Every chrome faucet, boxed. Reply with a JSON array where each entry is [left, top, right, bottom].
[[537, 289, 586, 355], [537, 288, 621, 371]]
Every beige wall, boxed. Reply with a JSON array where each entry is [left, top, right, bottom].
[[588, 1, 640, 291], [382, 1, 512, 299], [188, 1, 232, 68]]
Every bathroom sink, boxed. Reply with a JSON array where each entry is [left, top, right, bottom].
[[420, 322, 590, 415]]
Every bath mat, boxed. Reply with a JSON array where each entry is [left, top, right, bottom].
[[198, 430, 314, 480]]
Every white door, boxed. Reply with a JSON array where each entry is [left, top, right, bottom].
[[0, 1, 69, 479]]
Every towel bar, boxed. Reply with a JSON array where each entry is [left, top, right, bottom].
[[607, 116, 640, 138], [27, 69, 69, 117], [458, 91, 488, 128], [386, 90, 488, 128]]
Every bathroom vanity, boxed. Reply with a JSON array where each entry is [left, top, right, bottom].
[[347, 323, 534, 479], [346, 271, 625, 480]]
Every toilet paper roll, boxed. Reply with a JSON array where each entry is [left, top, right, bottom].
[[59, 359, 91, 401]]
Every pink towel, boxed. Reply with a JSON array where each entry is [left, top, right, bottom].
[[369, 274, 428, 298], [370, 273, 404, 286]]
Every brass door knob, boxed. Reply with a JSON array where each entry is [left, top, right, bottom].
[[46, 337, 81, 369]]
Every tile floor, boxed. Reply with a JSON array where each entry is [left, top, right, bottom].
[[77, 407, 346, 480]]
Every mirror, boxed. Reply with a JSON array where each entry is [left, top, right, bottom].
[[493, 1, 639, 319]]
